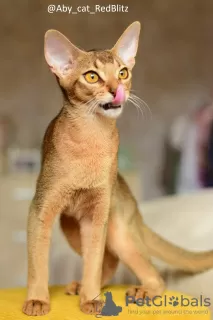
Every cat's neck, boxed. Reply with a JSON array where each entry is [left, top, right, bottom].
[[61, 101, 118, 142]]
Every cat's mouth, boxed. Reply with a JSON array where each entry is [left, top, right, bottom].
[[101, 103, 121, 110]]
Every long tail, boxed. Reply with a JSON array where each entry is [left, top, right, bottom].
[[142, 224, 213, 273]]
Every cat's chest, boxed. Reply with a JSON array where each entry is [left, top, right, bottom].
[[61, 138, 118, 188]]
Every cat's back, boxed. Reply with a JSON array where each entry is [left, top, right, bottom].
[[41, 109, 63, 163]]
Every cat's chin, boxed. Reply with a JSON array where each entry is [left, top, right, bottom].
[[97, 103, 123, 119]]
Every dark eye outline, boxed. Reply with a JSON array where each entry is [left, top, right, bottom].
[[83, 71, 100, 83], [118, 67, 129, 79]]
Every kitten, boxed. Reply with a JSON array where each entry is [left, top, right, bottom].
[[22, 22, 213, 316]]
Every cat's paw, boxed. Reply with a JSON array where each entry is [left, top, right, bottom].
[[126, 286, 148, 300], [80, 300, 105, 315], [65, 281, 81, 295], [22, 300, 50, 316], [126, 280, 165, 300]]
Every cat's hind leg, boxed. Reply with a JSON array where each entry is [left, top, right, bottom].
[[107, 213, 165, 300], [60, 214, 119, 295]]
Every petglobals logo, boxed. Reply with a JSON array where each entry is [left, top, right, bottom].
[[126, 294, 211, 308]]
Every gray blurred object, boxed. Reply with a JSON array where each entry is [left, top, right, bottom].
[[7, 148, 41, 174], [0, 115, 15, 174]]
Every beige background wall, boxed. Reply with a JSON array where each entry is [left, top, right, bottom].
[[1, 0, 213, 199]]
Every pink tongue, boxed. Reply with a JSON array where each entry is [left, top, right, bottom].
[[112, 84, 125, 105]]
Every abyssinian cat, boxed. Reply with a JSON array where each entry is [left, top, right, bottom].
[[22, 22, 213, 316]]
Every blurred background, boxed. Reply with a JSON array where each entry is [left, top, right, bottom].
[[1, 0, 213, 302]]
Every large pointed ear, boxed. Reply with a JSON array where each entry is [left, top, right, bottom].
[[44, 30, 85, 78], [112, 21, 141, 69]]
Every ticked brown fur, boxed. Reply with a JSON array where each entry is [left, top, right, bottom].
[[23, 22, 213, 316]]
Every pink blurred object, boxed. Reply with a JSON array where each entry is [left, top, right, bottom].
[[112, 84, 125, 105]]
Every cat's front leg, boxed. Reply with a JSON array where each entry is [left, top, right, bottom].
[[22, 181, 69, 316], [79, 191, 110, 315]]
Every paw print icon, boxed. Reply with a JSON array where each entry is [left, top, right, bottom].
[[168, 296, 179, 307]]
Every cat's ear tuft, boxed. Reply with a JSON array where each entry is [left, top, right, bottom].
[[44, 30, 84, 77], [112, 21, 141, 69]]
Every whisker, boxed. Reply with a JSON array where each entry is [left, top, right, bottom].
[[129, 98, 147, 120], [88, 100, 99, 116], [87, 99, 98, 115], [87, 103, 95, 115], [129, 97, 145, 118], [130, 93, 152, 120], [91, 101, 99, 115], [127, 97, 144, 119], [90, 103, 97, 116]]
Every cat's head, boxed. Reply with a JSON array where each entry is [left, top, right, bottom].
[[44, 21, 141, 119]]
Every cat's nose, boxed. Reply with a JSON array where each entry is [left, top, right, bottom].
[[109, 88, 116, 98]]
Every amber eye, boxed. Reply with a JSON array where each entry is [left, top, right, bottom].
[[84, 71, 99, 83], [118, 68, 128, 79]]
